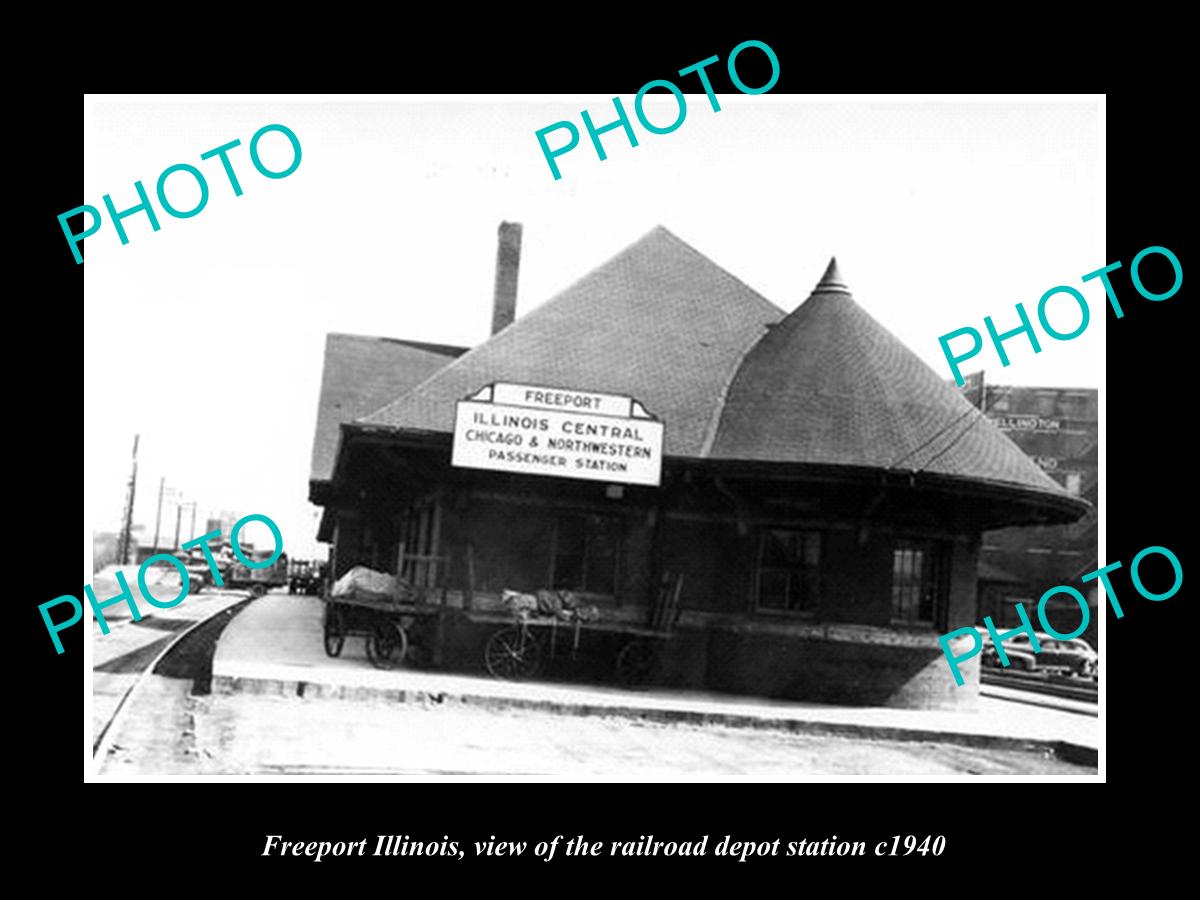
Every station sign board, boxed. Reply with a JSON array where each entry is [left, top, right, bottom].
[[452, 383, 664, 486]]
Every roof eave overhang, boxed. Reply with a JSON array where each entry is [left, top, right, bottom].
[[323, 423, 452, 492], [309, 478, 332, 505], [693, 457, 1089, 527], [331, 424, 1090, 529], [316, 508, 335, 543]]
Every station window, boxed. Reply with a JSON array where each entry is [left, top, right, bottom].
[[891, 539, 950, 628], [551, 513, 622, 596], [754, 529, 821, 613]]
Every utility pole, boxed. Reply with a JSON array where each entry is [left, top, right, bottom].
[[173, 499, 184, 551], [117, 435, 139, 565], [189, 502, 197, 538], [152, 477, 165, 555]]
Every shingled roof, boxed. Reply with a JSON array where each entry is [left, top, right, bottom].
[[709, 259, 1068, 497], [358, 227, 784, 457], [310, 333, 465, 484], [351, 229, 1075, 506]]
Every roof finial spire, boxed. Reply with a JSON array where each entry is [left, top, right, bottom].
[[816, 257, 849, 293]]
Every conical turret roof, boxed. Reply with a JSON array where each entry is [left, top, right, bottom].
[[708, 260, 1069, 497]]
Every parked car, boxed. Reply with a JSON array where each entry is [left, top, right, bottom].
[[176, 550, 211, 593], [288, 559, 324, 595], [1038, 637, 1097, 678], [226, 550, 289, 596], [979, 629, 1039, 671], [980, 629, 1097, 678]]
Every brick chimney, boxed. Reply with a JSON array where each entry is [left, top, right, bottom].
[[491, 221, 522, 335]]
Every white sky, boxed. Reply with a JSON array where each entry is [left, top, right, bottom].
[[83, 96, 1103, 562]]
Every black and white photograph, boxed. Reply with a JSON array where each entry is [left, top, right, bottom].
[[81, 93, 1105, 781]]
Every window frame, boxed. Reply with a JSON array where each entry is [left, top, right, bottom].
[[752, 527, 822, 615], [889, 537, 951, 630]]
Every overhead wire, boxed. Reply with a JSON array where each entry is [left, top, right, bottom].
[[888, 403, 979, 470], [889, 377, 1012, 470], [913, 382, 1017, 475]]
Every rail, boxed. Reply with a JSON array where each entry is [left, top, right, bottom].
[[92, 591, 259, 761]]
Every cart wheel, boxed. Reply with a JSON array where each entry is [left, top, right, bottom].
[[323, 605, 345, 658], [250, 583, 267, 598], [485, 627, 542, 680], [367, 621, 408, 669], [615, 639, 657, 687]]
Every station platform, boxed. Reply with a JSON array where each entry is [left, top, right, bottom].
[[211, 593, 1099, 762]]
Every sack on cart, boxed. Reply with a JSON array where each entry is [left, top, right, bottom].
[[331, 565, 397, 601]]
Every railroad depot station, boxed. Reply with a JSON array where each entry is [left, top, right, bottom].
[[308, 224, 1088, 710]]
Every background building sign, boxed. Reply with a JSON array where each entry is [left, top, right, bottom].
[[452, 383, 664, 486], [988, 413, 1062, 433]]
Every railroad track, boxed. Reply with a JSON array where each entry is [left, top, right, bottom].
[[980, 667, 1098, 703], [92, 593, 257, 758]]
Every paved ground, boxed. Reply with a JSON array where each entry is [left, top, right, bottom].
[[97, 682, 1092, 777], [92, 587, 251, 744], [92, 592, 1099, 777], [212, 594, 1099, 751]]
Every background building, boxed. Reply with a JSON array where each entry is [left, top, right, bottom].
[[963, 379, 1098, 648]]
